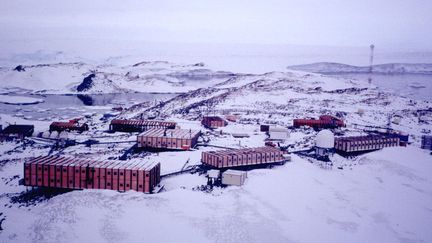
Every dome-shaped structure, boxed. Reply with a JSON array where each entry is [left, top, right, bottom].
[[315, 130, 335, 148], [49, 131, 59, 139], [41, 131, 51, 139]]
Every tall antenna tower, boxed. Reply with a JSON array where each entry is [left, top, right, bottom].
[[368, 44, 375, 83], [369, 44, 375, 72]]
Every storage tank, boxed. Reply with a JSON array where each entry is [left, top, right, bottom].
[[315, 130, 335, 160]]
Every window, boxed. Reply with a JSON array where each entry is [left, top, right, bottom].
[[63, 169, 67, 172], [57, 179, 60, 183], [126, 184, 129, 187], [75, 169, 79, 173], [25, 178, 29, 181], [146, 174, 149, 177], [50, 179, 54, 183], [38, 179, 41, 182], [107, 182, 111, 186], [114, 172, 117, 175], [120, 183, 123, 187], [57, 168, 60, 172], [139, 185, 143, 188], [44, 168, 48, 171], [120, 172, 123, 176], [107, 172, 111, 175], [132, 173, 136, 177], [69, 180, 73, 184]]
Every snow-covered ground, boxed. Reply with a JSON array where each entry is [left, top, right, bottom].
[[1, 147, 431, 243], [0, 59, 431, 243]]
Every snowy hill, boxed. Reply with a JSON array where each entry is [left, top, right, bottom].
[[0, 61, 234, 94], [287, 62, 432, 74]]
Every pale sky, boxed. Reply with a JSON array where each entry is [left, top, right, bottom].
[[1, 0, 431, 49]]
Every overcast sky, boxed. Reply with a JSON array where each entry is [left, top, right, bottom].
[[1, 0, 431, 50]]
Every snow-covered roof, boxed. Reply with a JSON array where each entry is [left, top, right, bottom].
[[315, 129, 335, 148], [223, 169, 247, 176], [207, 169, 220, 179]]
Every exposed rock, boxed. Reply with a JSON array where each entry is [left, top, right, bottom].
[[77, 73, 96, 92], [13, 65, 25, 72]]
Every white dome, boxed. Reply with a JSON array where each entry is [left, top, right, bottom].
[[41, 131, 51, 139], [49, 131, 59, 139], [315, 130, 335, 148]]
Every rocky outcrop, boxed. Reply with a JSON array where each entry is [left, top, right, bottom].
[[77, 74, 96, 92]]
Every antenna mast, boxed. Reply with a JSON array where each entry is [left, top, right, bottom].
[[368, 44, 375, 83]]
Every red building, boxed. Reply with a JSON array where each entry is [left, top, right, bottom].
[[24, 156, 161, 193], [50, 120, 89, 132], [137, 128, 201, 150], [201, 116, 228, 129], [293, 115, 344, 129], [335, 135, 399, 154]]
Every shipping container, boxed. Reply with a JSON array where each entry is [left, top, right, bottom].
[[222, 170, 247, 186], [23, 156, 161, 193]]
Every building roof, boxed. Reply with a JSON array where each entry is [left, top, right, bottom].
[[111, 119, 176, 127], [138, 128, 201, 139], [1, 125, 34, 134], [268, 127, 289, 140], [206, 146, 282, 157], [223, 169, 247, 176], [207, 169, 220, 178], [25, 156, 159, 171], [335, 135, 396, 142], [50, 122, 82, 128], [202, 116, 225, 121], [231, 133, 250, 138]]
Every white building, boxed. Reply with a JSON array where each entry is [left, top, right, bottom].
[[268, 126, 290, 142], [222, 170, 247, 186]]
